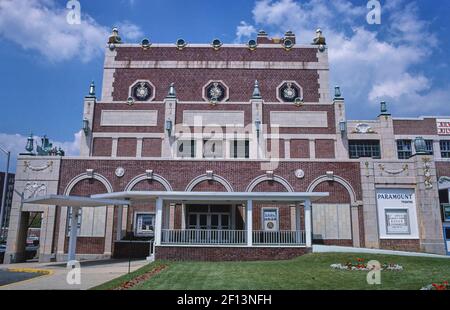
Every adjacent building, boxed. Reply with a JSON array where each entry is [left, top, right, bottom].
[[3, 29, 450, 264], [0, 172, 15, 241]]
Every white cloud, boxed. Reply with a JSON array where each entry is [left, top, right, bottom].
[[0, 0, 143, 63], [0, 131, 81, 172], [235, 21, 257, 42], [243, 0, 449, 116], [117, 20, 144, 41]]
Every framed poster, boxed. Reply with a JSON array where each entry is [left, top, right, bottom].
[[385, 209, 410, 235], [376, 188, 419, 239], [443, 204, 450, 222]]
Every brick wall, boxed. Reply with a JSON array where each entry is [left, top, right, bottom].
[[64, 237, 105, 254], [290, 139, 310, 158], [92, 138, 112, 156], [142, 138, 162, 157], [112, 68, 320, 103], [379, 239, 421, 252], [312, 181, 351, 204], [155, 246, 311, 261], [315, 139, 335, 159], [117, 138, 137, 157], [115, 46, 319, 63], [58, 159, 362, 200], [393, 118, 437, 135]]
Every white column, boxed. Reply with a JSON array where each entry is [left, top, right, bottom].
[[67, 207, 80, 262], [154, 198, 163, 246], [116, 205, 123, 241], [246, 200, 253, 246], [296, 203, 301, 231], [304, 200, 312, 247], [309, 139, 316, 159]]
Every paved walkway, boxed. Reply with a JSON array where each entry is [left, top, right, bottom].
[[0, 259, 149, 290]]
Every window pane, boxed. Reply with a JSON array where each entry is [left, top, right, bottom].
[[348, 140, 381, 159]]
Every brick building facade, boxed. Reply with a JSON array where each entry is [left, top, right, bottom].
[[3, 29, 450, 264]]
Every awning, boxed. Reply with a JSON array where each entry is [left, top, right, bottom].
[[91, 191, 329, 203], [23, 195, 130, 207]]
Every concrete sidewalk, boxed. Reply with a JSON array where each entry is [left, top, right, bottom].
[[0, 259, 149, 290]]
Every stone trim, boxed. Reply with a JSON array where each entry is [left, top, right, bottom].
[[125, 173, 173, 191], [307, 175, 359, 206], [105, 61, 328, 70], [246, 175, 294, 192], [185, 174, 234, 192]]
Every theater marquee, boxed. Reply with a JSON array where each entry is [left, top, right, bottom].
[[437, 119, 450, 135]]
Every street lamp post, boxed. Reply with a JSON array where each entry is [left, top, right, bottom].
[[0, 145, 11, 242]]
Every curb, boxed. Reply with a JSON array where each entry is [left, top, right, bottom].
[[0, 268, 54, 289]]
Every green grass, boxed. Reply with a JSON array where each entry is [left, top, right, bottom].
[[92, 253, 450, 290]]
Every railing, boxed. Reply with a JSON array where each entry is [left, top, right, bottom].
[[160, 229, 306, 246], [161, 229, 246, 245], [253, 230, 306, 245]]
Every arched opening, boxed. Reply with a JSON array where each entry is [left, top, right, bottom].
[[251, 180, 291, 232], [64, 178, 109, 256], [311, 180, 353, 246]]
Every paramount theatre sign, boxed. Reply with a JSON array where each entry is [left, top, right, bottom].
[[437, 119, 450, 135]]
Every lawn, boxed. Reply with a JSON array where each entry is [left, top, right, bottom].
[[92, 253, 450, 290]]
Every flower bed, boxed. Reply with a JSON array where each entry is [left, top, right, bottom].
[[330, 257, 403, 271], [113, 265, 168, 290], [420, 281, 449, 291]]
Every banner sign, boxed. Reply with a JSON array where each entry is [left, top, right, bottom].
[[437, 119, 450, 135], [376, 188, 416, 236]]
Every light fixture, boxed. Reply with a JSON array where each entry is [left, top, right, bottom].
[[339, 120, 347, 135], [88, 81, 96, 97], [380, 101, 389, 115], [334, 86, 342, 99], [211, 39, 222, 50], [255, 120, 261, 137], [176, 38, 187, 50], [83, 119, 89, 135], [414, 137, 427, 155], [141, 38, 151, 50], [165, 120, 173, 136], [294, 97, 304, 107], [127, 97, 134, 106], [247, 39, 257, 51], [282, 38, 294, 50]]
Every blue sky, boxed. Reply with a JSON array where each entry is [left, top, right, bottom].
[[0, 0, 449, 170]]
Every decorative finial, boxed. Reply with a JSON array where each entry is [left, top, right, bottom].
[[414, 137, 427, 155], [334, 86, 342, 99], [108, 27, 122, 44], [313, 28, 326, 45], [167, 83, 176, 98], [25, 133, 34, 154], [252, 80, 262, 99], [88, 81, 95, 97]]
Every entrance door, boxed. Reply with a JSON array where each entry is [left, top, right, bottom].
[[188, 213, 230, 230]]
